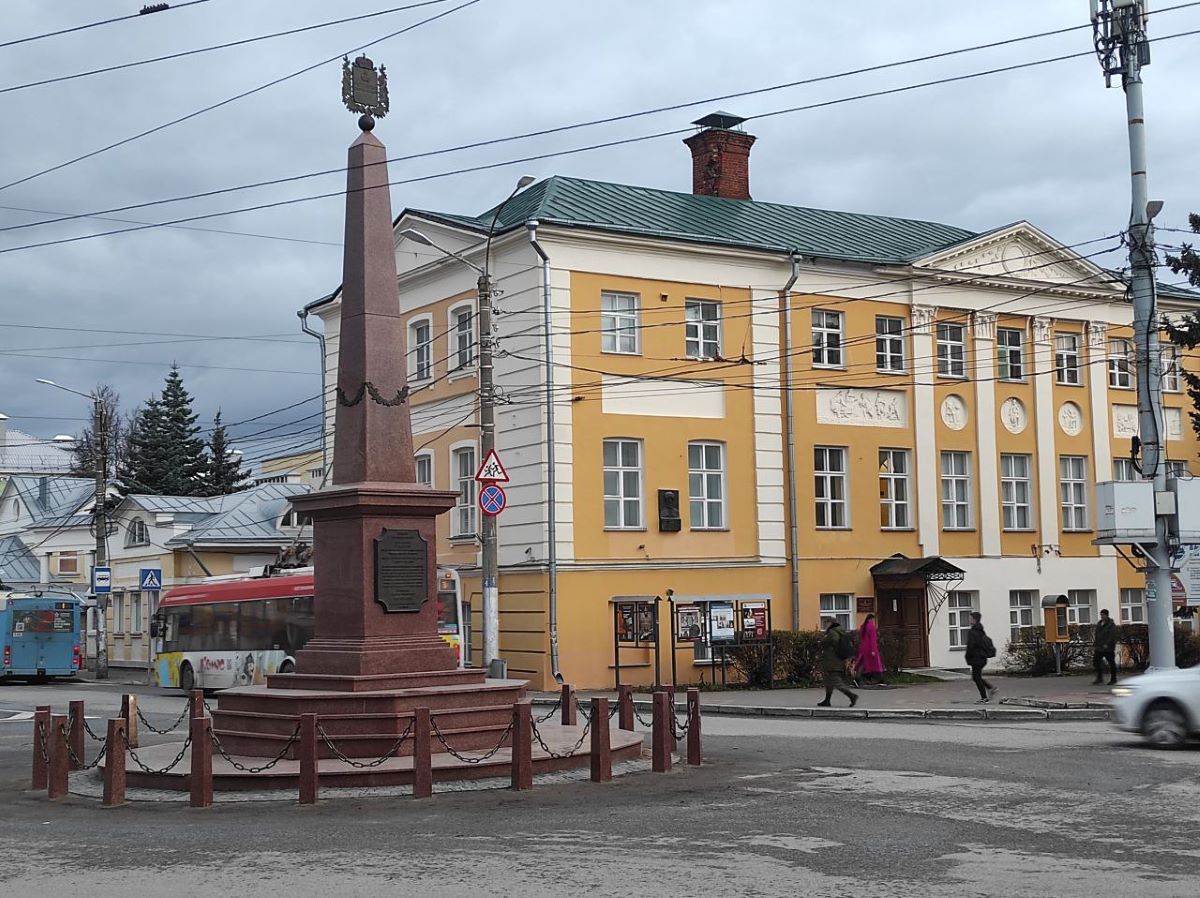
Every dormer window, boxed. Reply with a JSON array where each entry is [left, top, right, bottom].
[[125, 519, 150, 548]]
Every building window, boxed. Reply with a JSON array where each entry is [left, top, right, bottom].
[[1055, 333, 1081, 385], [997, 327, 1024, 380], [450, 446, 477, 538], [125, 519, 150, 548], [1113, 458, 1138, 481], [819, 593, 854, 630], [947, 590, 979, 648], [1108, 338, 1133, 389], [1067, 589, 1096, 626], [415, 452, 433, 488], [814, 446, 849, 529], [130, 590, 143, 634], [937, 322, 967, 378], [940, 451, 972, 530], [1162, 342, 1181, 393], [878, 449, 911, 530], [688, 441, 725, 530], [1120, 587, 1145, 624], [812, 309, 844, 367], [279, 509, 312, 528], [875, 316, 905, 372], [451, 305, 474, 371], [1000, 453, 1033, 531], [55, 553, 79, 576], [1060, 455, 1089, 531], [409, 319, 432, 381], [601, 291, 640, 354], [111, 593, 124, 636], [1009, 589, 1037, 641], [603, 438, 643, 529], [685, 300, 721, 359]]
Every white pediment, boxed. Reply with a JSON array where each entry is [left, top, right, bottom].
[[914, 222, 1114, 289]]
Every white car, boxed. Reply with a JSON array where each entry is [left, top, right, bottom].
[[1112, 665, 1200, 748]]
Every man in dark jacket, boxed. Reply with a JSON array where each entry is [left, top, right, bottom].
[[964, 612, 998, 703], [1093, 608, 1119, 686], [817, 617, 858, 708]]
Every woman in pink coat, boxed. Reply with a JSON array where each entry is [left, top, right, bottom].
[[854, 613, 887, 686]]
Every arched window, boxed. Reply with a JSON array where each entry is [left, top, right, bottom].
[[125, 519, 150, 548]]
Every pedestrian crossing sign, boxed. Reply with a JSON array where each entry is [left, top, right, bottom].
[[474, 449, 509, 483], [139, 568, 163, 591]]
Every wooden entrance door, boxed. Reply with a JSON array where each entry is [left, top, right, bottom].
[[876, 587, 929, 668]]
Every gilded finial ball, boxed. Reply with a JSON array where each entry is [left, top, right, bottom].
[[358, 114, 375, 132]]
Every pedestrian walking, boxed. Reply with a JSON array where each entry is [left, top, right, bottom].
[[817, 616, 858, 708], [964, 612, 998, 704], [854, 613, 887, 687], [1093, 608, 1119, 686]]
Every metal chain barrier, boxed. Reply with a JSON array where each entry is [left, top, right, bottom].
[[429, 716, 513, 765], [670, 703, 695, 741], [316, 719, 413, 770], [571, 695, 593, 725], [137, 702, 190, 735], [127, 733, 192, 775], [535, 698, 561, 723], [210, 725, 301, 774], [36, 719, 49, 764], [62, 723, 108, 771], [632, 703, 655, 729], [530, 716, 592, 760], [81, 717, 106, 743], [203, 700, 216, 717]]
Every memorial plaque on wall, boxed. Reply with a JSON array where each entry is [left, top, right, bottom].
[[374, 528, 428, 613], [856, 596, 876, 613]]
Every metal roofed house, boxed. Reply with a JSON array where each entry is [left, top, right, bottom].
[[304, 112, 1200, 689], [0, 414, 76, 478]]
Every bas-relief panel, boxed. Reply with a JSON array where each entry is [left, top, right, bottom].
[[1112, 404, 1184, 441], [815, 387, 907, 428]]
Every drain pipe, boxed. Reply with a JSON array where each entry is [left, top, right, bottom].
[[297, 306, 328, 477], [526, 220, 563, 683], [781, 253, 802, 631]]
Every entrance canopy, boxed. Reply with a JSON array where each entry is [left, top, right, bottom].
[[870, 554, 966, 583]]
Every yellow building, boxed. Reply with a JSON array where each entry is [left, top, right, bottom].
[[309, 113, 1199, 690]]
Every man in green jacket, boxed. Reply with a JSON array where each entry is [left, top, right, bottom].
[[817, 617, 858, 708], [1093, 608, 1119, 686]]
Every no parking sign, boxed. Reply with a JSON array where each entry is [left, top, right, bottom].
[[479, 484, 506, 516]]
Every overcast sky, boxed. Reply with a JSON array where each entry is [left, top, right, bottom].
[[2, 0, 1197, 464]]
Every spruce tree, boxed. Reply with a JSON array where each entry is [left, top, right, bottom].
[[117, 398, 169, 495], [1161, 214, 1200, 439], [115, 367, 209, 496], [205, 411, 248, 495]]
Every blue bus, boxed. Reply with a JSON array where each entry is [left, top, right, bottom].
[[1, 592, 83, 682]]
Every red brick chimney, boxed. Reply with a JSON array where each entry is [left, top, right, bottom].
[[683, 111, 756, 200]]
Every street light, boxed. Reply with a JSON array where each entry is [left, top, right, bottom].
[[400, 174, 534, 676], [35, 377, 109, 678]]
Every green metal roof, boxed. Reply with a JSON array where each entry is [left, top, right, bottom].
[[408, 175, 978, 265]]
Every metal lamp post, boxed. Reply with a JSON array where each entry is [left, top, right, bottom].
[[35, 378, 109, 678]]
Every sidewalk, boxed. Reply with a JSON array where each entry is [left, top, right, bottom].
[[538, 672, 1120, 722]]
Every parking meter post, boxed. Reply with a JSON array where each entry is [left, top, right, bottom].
[[48, 714, 70, 799], [31, 709, 50, 791], [617, 685, 634, 732], [68, 701, 85, 771], [590, 697, 611, 783], [102, 718, 127, 808]]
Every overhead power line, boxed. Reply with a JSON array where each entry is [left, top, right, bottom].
[[2, 26, 1198, 259], [0, 0, 485, 195], [6, 1, 1200, 238], [0, 0, 215, 50], [0, 1, 454, 96]]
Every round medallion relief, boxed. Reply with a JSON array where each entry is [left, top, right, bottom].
[[1000, 397, 1027, 434], [940, 394, 968, 431], [1058, 401, 1084, 437]]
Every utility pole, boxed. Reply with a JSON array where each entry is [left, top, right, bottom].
[[91, 394, 110, 679], [477, 269, 501, 674], [1091, 0, 1175, 669]]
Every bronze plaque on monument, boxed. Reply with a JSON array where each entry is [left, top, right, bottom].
[[373, 529, 428, 613]]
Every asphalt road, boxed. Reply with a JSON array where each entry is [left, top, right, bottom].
[[2, 679, 1198, 897]]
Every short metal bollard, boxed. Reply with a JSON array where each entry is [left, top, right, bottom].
[[510, 701, 533, 791], [561, 684, 577, 726], [298, 713, 318, 805], [31, 708, 50, 791], [617, 685, 634, 732], [48, 714, 70, 799], [590, 697, 611, 784], [120, 694, 140, 749], [68, 700, 85, 772], [412, 708, 432, 799], [686, 688, 702, 766], [189, 714, 213, 809], [102, 718, 127, 808], [652, 691, 672, 773]]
